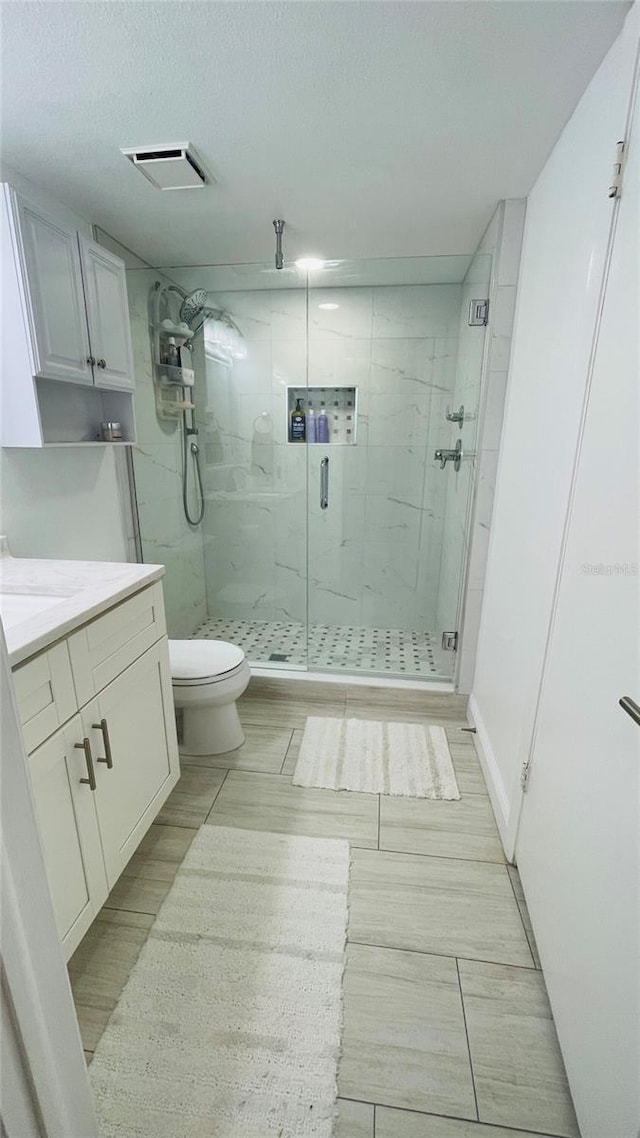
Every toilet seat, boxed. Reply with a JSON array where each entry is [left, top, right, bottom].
[[169, 639, 246, 686]]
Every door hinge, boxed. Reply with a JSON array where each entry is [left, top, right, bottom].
[[520, 759, 532, 791], [468, 299, 489, 326], [608, 140, 625, 199], [441, 631, 458, 651]]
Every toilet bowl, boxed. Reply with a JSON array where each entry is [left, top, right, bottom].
[[169, 639, 251, 756]]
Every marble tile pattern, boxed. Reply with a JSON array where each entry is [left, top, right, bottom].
[[193, 615, 441, 677], [70, 678, 577, 1137], [190, 282, 462, 633], [125, 268, 208, 638]]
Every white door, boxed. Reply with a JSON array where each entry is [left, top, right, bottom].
[[515, 80, 639, 1137], [79, 236, 135, 391], [27, 715, 109, 957], [15, 194, 93, 384], [85, 641, 178, 887]]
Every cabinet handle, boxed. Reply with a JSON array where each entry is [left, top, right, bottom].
[[92, 718, 114, 768], [97, 358, 107, 369], [87, 355, 96, 366], [75, 738, 97, 791]]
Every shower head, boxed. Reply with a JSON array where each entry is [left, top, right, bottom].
[[180, 288, 209, 327]]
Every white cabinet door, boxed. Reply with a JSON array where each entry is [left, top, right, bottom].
[[14, 194, 93, 385], [79, 236, 135, 391], [27, 716, 109, 959], [84, 640, 179, 887], [515, 78, 640, 1138]]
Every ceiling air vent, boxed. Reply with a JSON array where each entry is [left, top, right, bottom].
[[120, 142, 211, 190]]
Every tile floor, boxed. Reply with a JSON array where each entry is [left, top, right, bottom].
[[69, 678, 579, 1138], [193, 616, 447, 677]]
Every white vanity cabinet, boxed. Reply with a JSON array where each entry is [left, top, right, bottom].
[[1, 183, 136, 446], [81, 642, 176, 887], [27, 717, 109, 951], [12, 583, 179, 958]]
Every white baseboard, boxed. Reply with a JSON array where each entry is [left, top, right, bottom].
[[467, 693, 516, 861]]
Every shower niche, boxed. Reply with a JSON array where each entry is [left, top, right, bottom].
[[287, 386, 358, 445]]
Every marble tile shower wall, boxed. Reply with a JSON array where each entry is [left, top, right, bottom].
[[126, 269, 208, 638], [196, 283, 462, 630]]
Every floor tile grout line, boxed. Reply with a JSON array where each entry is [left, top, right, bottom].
[[203, 767, 231, 823], [505, 863, 537, 970], [338, 1096, 566, 1137], [363, 845, 509, 867], [347, 939, 538, 972], [456, 956, 480, 1122], [279, 727, 296, 774]]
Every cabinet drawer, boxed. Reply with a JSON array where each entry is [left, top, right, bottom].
[[68, 582, 166, 705], [13, 641, 77, 754]]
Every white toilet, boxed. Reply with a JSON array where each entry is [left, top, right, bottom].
[[169, 639, 251, 756]]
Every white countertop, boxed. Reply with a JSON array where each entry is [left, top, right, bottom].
[[0, 537, 164, 667]]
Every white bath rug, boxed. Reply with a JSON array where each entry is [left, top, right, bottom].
[[89, 826, 350, 1138], [292, 716, 461, 799]]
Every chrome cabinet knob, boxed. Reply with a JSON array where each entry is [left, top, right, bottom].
[[87, 355, 96, 366], [97, 358, 107, 369]]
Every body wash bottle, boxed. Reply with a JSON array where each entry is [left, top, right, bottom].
[[317, 404, 329, 444], [307, 405, 316, 443]]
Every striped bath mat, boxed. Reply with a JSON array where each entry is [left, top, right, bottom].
[[292, 716, 460, 799]]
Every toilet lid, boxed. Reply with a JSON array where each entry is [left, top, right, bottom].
[[169, 639, 246, 682]]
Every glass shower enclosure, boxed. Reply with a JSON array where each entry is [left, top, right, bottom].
[[126, 252, 491, 682]]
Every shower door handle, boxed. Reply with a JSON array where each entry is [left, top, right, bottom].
[[320, 456, 329, 509]]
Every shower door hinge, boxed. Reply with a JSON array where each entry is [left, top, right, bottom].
[[441, 631, 458, 652], [521, 758, 532, 791], [608, 140, 625, 199], [468, 299, 489, 326]]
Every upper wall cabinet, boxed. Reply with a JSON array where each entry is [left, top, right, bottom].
[[79, 236, 135, 391], [1, 184, 137, 447], [16, 194, 94, 385]]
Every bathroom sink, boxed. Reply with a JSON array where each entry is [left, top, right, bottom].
[[0, 589, 75, 630]]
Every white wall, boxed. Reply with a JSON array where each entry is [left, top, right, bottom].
[[0, 164, 131, 563], [469, 13, 639, 853]]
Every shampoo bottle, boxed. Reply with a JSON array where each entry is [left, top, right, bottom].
[[307, 406, 316, 443], [317, 404, 329, 444], [290, 397, 306, 442]]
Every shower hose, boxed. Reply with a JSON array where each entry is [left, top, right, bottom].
[[182, 410, 206, 526]]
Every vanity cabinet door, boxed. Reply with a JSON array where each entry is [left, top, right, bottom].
[[84, 639, 179, 887], [27, 715, 109, 960], [13, 192, 93, 385], [78, 236, 135, 391]]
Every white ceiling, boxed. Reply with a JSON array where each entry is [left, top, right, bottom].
[[0, 1, 629, 267]]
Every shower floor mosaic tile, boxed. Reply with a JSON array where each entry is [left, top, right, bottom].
[[192, 617, 443, 677]]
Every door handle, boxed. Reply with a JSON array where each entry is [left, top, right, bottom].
[[320, 456, 329, 509], [75, 737, 97, 790], [619, 696, 640, 727], [92, 717, 114, 768]]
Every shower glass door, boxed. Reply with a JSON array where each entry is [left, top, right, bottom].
[[305, 254, 490, 681], [126, 250, 489, 681]]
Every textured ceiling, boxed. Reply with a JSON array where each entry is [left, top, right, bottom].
[[0, 1, 629, 266]]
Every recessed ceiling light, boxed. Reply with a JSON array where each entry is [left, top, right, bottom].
[[295, 257, 325, 271], [318, 302, 339, 310]]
